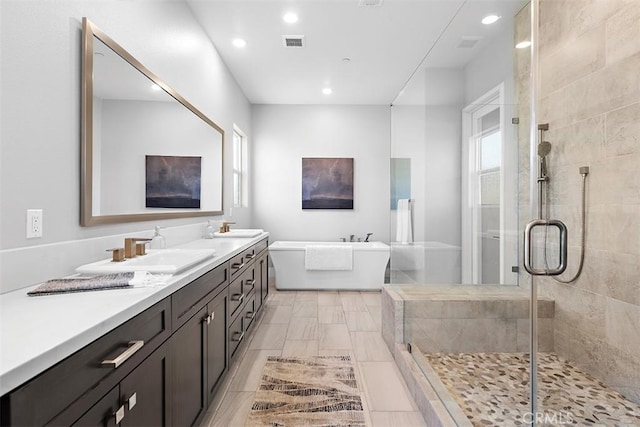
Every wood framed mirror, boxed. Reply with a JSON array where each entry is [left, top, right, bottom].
[[81, 18, 224, 226]]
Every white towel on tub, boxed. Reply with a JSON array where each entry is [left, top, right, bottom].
[[396, 198, 413, 244], [305, 245, 353, 270]]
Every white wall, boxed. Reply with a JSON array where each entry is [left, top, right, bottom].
[[391, 68, 463, 247], [0, 1, 251, 293], [463, 25, 515, 107], [251, 105, 390, 244], [99, 99, 222, 215], [462, 24, 519, 284]]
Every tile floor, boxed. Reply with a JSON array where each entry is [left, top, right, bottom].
[[200, 288, 427, 427]]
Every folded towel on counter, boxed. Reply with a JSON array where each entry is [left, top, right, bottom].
[[305, 245, 353, 271], [27, 272, 172, 296], [128, 271, 172, 288], [27, 272, 135, 296]]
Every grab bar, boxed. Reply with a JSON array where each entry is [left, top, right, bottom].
[[524, 219, 568, 276]]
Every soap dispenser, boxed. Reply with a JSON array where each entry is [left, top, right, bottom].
[[204, 220, 216, 239], [149, 226, 166, 249]]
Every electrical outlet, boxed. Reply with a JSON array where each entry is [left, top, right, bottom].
[[26, 209, 43, 238]]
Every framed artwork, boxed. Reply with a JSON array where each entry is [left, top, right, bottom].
[[302, 157, 354, 209], [145, 155, 202, 208]]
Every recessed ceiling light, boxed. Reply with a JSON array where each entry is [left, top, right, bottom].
[[481, 15, 501, 25], [151, 84, 162, 91], [322, 88, 333, 95], [342, 57, 351, 63], [283, 12, 298, 24], [516, 40, 532, 49], [232, 38, 247, 48]]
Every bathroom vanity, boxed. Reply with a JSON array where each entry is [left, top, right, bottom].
[[0, 234, 269, 426]]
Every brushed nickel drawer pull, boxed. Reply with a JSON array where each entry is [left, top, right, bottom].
[[232, 262, 245, 270], [114, 405, 125, 424], [245, 253, 255, 260], [128, 392, 137, 410], [232, 293, 244, 303], [101, 340, 144, 368], [232, 331, 245, 342], [204, 312, 215, 325], [246, 279, 256, 287], [245, 311, 255, 320]]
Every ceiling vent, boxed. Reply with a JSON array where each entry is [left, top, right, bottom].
[[282, 35, 305, 48], [358, 0, 383, 6], [457, 37, 482, 49]]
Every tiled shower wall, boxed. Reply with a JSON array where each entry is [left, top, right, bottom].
[[536, 0, 640, 403]]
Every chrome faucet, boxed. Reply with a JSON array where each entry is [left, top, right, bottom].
[[365, 233, 373, 242], [349, 234, 355, 242]]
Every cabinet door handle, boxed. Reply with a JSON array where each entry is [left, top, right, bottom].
[[245, 253, 255, 260], [245, 279, 256, 287], [232, 331, 245, 342], [101, 340, 144, 368], [232, 293, 244, 303], [232, 262, 245, 270], [204, 312, 215, 324], [114, 405, 125, 424], [245, 311, 255, 321], [128, 392, 137, 410]]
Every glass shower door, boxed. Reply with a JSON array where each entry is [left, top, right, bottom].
[[388, 0, 538, 425]]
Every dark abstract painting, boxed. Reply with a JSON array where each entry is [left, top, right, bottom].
[[302, 157, 354, 209], [146, 155, 201, 208]]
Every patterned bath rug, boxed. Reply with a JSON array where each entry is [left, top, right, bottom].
[[246, 355, 366, 427]]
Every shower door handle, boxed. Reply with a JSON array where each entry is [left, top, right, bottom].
[[524, 219, 568, 276]]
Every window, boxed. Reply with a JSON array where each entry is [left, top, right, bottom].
[[232, 125, 248, 207]]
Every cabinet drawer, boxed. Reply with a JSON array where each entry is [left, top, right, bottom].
[[3, 298, 171, 427], [254, 238, 268, 255], [243, 291, 257, 333], [228, 267, 254, 319], [229, 246, 258, 280], [228, 313, 245, 361], [172, 264, 228, 330]]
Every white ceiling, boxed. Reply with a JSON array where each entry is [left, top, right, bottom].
[[186, 0, 528, 105]]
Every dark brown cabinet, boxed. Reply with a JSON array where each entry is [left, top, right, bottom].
[[206, 290, 228, 404], [172, 276, 229, 426], [257, 251, 269, 311], [119, 341, 172, 427], [69, 339, 171, 427], [71, 387, 119, 427], [172, 306, 207, 427], [1, 238, 269, 427]]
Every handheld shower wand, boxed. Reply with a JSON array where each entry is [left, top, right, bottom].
[[537, 140, 552, 181]]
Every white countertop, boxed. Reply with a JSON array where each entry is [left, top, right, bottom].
[[0, 232, 269, 396]]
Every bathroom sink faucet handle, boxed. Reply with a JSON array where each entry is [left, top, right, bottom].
[[124, 238, 152, 258], [365, 233, 373, 242], [220, 221, 236, 233], [350, 234, 355, 242], [106, 248, 126, 262]]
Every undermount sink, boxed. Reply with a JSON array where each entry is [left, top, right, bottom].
[[76, 249, 216, 275], [213, 229, 263, 238]]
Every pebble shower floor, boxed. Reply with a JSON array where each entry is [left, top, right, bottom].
[[425, 352, 640, 426]]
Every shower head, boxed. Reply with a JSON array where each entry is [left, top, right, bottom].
[[538, 140, 552, 157]]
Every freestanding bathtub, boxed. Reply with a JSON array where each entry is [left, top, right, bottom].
[[269, 241, 390, 290]]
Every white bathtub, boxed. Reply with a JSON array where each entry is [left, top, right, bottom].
[[390, 241, 461, 284], [269, 241, 390, 290]]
